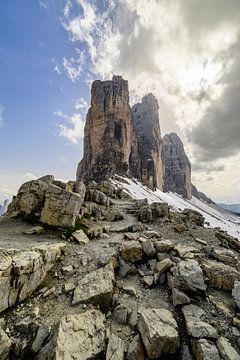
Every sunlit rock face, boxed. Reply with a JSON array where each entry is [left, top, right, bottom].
[[131, 94, 164, 190], [163, 133, 192, 199], [76, 76, 137, 183]]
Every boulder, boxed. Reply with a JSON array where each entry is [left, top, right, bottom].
[[138, 308, 179, 358], [127, 335, 145, 360], [0, 326, 12, 360], [217, 337, 240, 360], [37, 310, 106, 360], [40, 184, 84, 228], [212, 248, 237, 266], [154, 239, 175, 252], [106, 335, 125, 360], [138, 206, 153, 223], [182, 209, 204, 226], [5, 177, 50, 220], [122, 241, 143, 263], [72, 264, 114, 311], [171, 259, 206, 292], [156, 258, 173, 274], [202, 260, 240, 290], [174, 244, 200, 258], [191, 339, 220, 360], [182, 305, 218, 339], [24, 226, 44, 235], [71, 230, 89, 245], [0, 243, 66, 313], [142, 239, 156, 257], [172, 288, 191, 307], [232, 281, 240, 310], [85, 189, 110, 207]]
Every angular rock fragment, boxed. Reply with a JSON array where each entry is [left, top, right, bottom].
[[232, 281, 240, 310], [191, 339, 220, 360], [202, 260, 240, 290], [217, 336, 240, 360], [172, 288, 191, 307], [71, 229, 89, 245], [138, 308, 179, 358], [122, 241, 143, 263], [171, 259, 206, 292], [142, 239, 156, 257], [40, 184, 84, 228], [0, 326, 12, 360], [156, 258, 173, 274], [127, 335, 145, 360], [106, 335, 125, 360], [182, 305, 218, 339], [37, 310, 105, 360], [72, 264, 114, 311]]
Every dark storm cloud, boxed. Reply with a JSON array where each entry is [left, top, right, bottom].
[[189, 36, 240, 161]]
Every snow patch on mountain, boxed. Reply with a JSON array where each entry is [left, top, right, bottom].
[[112, 176, 240, 240]]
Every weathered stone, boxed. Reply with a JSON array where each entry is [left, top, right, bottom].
[[217, 336, 240, 360], [182, 208, 204, 226], [212, 248, 237, 266], [77, 76, 136, 183], [106, 335, 125, 360], [174, 223, 188, 233], [171, 259, 206, 292], [0, 326, 12, 360], [122, 282, 137, 296], [122, 241, 143, 263], [131, 93, 164, 190], [142, 239, 156, 257], [72, 264, 114, 311], [151, 202, 169, 218], [113, 305, 128, 325], [182, 305, 218, 339], [138, 206, 152, 223], [71, 229, 89, 245], [202, 260, 240, 290], [0, 243, 66, 313], [143, 275, 154, 287], [174, 244, 200, 258], [37, 310, 106, 360], [5, 177, 50, 220], [156, 258, 173, 274], [163, 133, 192, 199], [138, 308, 179, 358], [40, 184, 84, 228], [24, 226, 44, 235], [172, 288, 191, 307], [154, 239, 175, 253], [127, 335, 145, 360], [233, 281, 240, 310], [192, 339, 220, 360], [32, 324, 50, 354], [85, 188, 110, 206]]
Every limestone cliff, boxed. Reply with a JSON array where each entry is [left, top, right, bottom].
[[76, 76, 136, 183], [131, 94, 164, 190], [163, 133, 192, 199]]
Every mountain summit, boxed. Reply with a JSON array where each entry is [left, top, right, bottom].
[[77, 76, 198, 200]]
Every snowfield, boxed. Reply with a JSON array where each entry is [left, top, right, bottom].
[[112, 176, 240, 240]]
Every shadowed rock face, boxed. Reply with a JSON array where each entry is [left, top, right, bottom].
[[131, 94, 164, 190], [163, 133, 192, 199], [76, 76, 137, 183]]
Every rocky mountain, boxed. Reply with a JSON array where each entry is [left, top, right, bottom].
[[218, 203, 240, 214], [131, 93, 164, 190], [77, 75, 208, 201], [162, 133, 191, 199]]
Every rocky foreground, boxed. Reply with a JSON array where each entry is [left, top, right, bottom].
[[1, 175, 240, 359]]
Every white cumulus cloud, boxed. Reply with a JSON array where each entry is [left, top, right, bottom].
[[54, 110, 85, 144]]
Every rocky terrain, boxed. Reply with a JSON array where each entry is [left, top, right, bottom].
[[0, 175, 240, 359]]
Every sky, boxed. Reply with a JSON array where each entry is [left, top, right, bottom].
[[0, 0, 240, 204]]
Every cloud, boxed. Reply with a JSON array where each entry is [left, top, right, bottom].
[[0, 172, 37, 203], [54, 64, 61, 75], [0, 105, 4, 128], [63, 51, 84, 82], [54, 110, 85, 144], [61, 0, 240, 201], [63, 1, 72, 18]]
